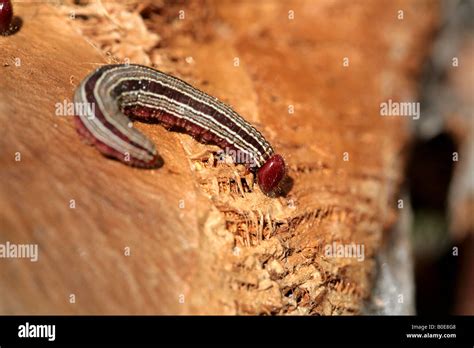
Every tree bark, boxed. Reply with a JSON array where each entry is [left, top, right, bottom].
[[0, 0, 438, 314]]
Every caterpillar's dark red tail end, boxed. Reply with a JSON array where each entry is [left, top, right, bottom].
[[257, 154, 286, 194]]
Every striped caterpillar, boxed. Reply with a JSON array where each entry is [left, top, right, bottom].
[[74, 64, 286, 194]]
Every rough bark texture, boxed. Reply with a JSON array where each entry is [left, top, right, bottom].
[[0, 1, 438, 314]]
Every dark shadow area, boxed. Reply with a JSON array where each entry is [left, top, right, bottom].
[[406, 132, 459, 315], [1, 16, 22, 36], [407, 132, 457, 211], [276, 175, 294, 197], [415, 244, 460, 315]]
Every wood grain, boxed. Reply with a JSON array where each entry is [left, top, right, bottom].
[[0, 1, 439, 314]]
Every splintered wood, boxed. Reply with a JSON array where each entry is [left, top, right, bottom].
[[0, 0, 438, 314]]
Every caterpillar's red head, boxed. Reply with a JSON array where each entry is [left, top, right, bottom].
[[257, 154, 286, 194]]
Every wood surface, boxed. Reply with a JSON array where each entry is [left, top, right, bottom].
[[0, 0, 438, 314]]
